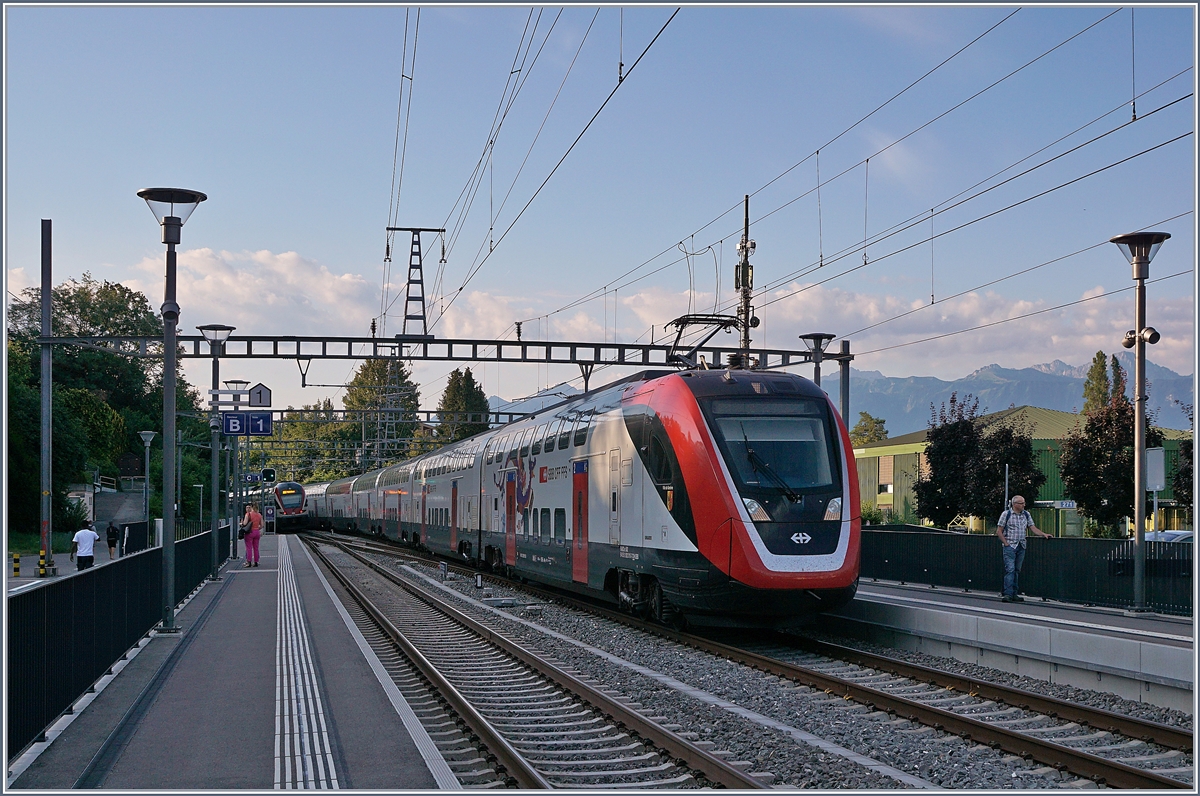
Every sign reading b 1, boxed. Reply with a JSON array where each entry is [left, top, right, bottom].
[[222, 411, 272, 436]]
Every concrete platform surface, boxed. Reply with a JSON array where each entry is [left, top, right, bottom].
[[8, 534, 457, 790], [824, 580, 1194, 712]]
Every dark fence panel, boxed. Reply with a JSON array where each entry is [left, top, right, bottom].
[[861, 531, 1191, 615], [7, 525, 230, 763], [121, 521, 149, 555], [7, 547, 162, 762]]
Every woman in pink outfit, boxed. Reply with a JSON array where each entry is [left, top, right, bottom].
[[242, 503, 263, 568]]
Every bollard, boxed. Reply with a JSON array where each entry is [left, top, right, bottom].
[[13, 552, 20, 577], [39, 548, 46, 577], [475, 573, 483, 589]]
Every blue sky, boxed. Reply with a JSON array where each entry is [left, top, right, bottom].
[[5, 5, 1195, 415]]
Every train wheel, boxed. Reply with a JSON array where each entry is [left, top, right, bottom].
[[648, 580, 664, 623]]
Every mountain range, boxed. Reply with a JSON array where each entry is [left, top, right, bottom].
[[490, 352, 1193, 437]]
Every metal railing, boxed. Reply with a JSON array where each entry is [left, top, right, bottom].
[[861, 531, 1192, 616], [6, 523, 230, 763]]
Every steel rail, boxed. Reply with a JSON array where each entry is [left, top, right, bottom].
[[781, 634, 1193, 752], [303, 539, 552, 788], [329, 538, 770, 789], [318, 536, 1188, 789]]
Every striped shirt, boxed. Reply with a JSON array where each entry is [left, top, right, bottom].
[[998, 509, 1034, 547]]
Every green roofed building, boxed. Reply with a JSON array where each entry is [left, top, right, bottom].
[[854, 405, 1191, 536]]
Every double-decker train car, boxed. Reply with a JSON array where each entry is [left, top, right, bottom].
[[305, 368, 860, 627]]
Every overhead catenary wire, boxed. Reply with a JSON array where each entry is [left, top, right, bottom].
[[381, 10, 420, 337], [855, 269, 1192, 357], [523, 7, 1120, 329], [841, 210, 1194, 340], [430, 8, 681, 332]]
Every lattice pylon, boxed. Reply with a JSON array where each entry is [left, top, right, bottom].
[[403, 231, 427, 337]]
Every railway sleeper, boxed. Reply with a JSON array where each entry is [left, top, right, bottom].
[[489, 715, 600, 729], [521, 743, 647, 758], [542, 762, 681, 779], [506, 728, 626, 740], [527, 753, 662, 768], [513, 735, 632, 748]]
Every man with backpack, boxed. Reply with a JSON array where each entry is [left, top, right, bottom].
[[996, 496, 1051, 602]]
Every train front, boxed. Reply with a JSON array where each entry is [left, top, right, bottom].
[[647, 370, 860, 626], [274, 482, 307, 532]]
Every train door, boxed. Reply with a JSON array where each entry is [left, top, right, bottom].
[[450, 480, 458, 553], [608, 449, 621, 545], [419, 484, 427, 544], [619, 454, 639, 548], [572, 460, 589, 583], [504, 470, 517, 566]]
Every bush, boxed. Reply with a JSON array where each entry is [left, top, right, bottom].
[[860, 502, 888, 525]]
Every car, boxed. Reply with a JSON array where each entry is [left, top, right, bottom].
[[1144, 530, 1193, 543]]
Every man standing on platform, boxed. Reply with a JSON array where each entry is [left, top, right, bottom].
[[996, 496, 1050, 602], [70, 522, 102, 571]]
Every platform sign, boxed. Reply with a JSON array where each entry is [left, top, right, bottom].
[[247, 412, 273, 436], [249, 383, 272, 408], [243, 473, 261, 483], [1147, 447, 1166, 492], [223, 411, 273, 436], [223, 412, 249, 435], [264, 505, 276, 523]]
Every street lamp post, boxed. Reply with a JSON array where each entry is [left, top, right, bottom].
[[799, 332, 836, 387], [199, 323, 235, 580], [1109, 230, 1169, 613], [138, 187, 207, 632], [138, 431, 156, 542], [225, 378, 249, 560]]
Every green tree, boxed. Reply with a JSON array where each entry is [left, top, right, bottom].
[[1081, 351, 1110, 415], [849, 412, 888, 447], [344, 359, 421, 466], [913, 393, 981, 528], [974, 419, 1046, 518], [1171, 402, 1192, 524], [1060, 357, 1163, 537], [437, 368, 490, 443], [7, 275, 209, 529]]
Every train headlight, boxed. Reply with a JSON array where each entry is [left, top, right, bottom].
[[824, 497, 843, 521], [743, 498, 771, 522]]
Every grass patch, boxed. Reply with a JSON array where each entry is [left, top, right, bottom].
[[8, 531, 73, 556]]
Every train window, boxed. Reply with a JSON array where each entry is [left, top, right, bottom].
[[520, 428, 532, 458], [531, 424, 547, 455], [573, 412, 592, 447], [543, 421, 557, 453], [558, 418, 572, 449], [509, 434, 520, 462], [648, 436, 673, 485], [540, 508, 551, 540], [710, 401, 835, 490], [522, 508, 530, 535], [554, 509, 566, 539]]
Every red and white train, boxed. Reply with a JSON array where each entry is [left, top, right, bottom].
[[304, 368, 860, 627]]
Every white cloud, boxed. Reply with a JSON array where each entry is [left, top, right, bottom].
[[124, 247, 378, 337], [5, 267, 36, 302]]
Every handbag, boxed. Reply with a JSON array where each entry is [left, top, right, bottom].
[[237, 527, 246, 540]]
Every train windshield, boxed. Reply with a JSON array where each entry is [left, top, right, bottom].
[[705, 398, 837, 492], [277, 487, 304, 509]]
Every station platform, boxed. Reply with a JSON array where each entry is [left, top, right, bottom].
[[821, 579, 1194, 713], [7, 534, 459, 790]]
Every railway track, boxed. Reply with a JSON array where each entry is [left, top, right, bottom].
[[315, 532, 1193, 789], [303, 536, 771, 789]]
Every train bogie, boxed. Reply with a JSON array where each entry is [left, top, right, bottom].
[[303, 368, 860, 628]]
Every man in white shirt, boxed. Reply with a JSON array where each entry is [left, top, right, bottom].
[[70, 523, 101, 571]]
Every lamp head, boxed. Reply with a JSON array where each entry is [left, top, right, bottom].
[[798, 332, 836, 353], [1109, 231, 1170, 279], [197, 323, 236, 345], [224, 379, 250, 392], [138, 430, 157, 446], [137, 188, 206, 244]]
